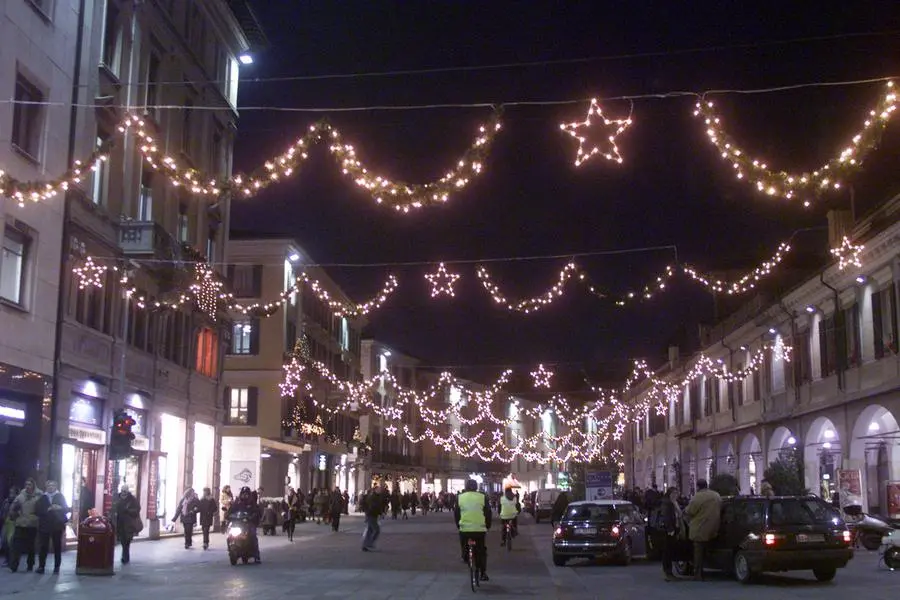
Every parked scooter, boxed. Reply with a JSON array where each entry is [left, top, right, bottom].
[[844, 505, 898, 551], [227, 511, 257, 565]]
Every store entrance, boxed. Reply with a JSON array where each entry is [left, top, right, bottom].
[[60, 444, 99, 539]]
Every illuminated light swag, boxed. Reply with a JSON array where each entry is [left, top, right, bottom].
[[279, 341, 791, 463], [0, 111, 502, 213], [696, 80, 897, 206]]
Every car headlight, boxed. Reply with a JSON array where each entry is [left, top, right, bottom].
[[228, 526, 243, 536]]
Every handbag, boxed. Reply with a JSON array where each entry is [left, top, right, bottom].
[[132, 515, 144, 534]]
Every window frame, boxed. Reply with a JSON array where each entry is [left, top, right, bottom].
[[0, 226, 31, 307], [12, 72, 45, 161]]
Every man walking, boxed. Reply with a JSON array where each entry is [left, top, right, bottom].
[[197, 488, 218, 550], [361, 486, 385, 551], [35, 480, 69, 574], [684, 479, 722, 581]]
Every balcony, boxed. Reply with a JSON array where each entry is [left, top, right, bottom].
[[119, 220, 181, 260]]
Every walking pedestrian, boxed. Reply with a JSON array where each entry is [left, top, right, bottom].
[[35, 480, 69, 574], [361, 486, 385, 551], [8, 478, 41, 573], [684, 479, 721, 581], [113, 486, 141, 564], [173, 488, 200, 549], [659, 487, 684, 581], [284, 488, 301, 541], [197, 487, 218, 550], [219, 486, 233, 533], [330, 488, 344, 532], [0, 486, 19, 567]]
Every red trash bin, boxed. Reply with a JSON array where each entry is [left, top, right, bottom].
[[75, 516, 116, 576]]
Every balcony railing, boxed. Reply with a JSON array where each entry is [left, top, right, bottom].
[[119, 220, 181, 259]]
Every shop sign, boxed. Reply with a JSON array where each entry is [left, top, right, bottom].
[[0, 400, 26, 426], [146, 452, 160, 520], [69, 425, 106, 446], [131, 435, 149, 452], [230, 460, 257, 490], [103, 460, 114, 515], [837, 469, 863, 508], [586, 470, 613, 500], [317, 453, 327, 471], [886, 482, 900, 519]]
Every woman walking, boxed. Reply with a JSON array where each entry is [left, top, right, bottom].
[[113, 486, 141, 564], [219, 486, 233, 533], [284, 488, 301, 542], [173, 488, 200, 549]]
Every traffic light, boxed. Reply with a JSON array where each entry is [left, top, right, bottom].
[[109, 409, 136, 460]]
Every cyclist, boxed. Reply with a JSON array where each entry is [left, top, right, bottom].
[[499, 486, 521, 546], [454, 479, 492, 582]]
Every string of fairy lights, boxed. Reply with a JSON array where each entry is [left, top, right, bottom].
[[2, 79, 896, 212], [71, 232, 865, 322], [278, 339, 792, 464]]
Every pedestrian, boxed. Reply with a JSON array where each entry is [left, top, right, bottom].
[[219, 485, 233, 533], [330, 488, 344, 532], [683, 479, 722, 581], [342, 490, 350, 515], [284, 488, 301, 541], [550, 490, 570, 527], [760, 478, 775, 498], [0, 486, 19, 567], [197, 487, 218, 550], [361, 486, 385, 551], [8, 478, 41, 573], [173, 488, 200, 549], [78, 477, 94, 527], [35, 480, 69, 574], [659, 487, 684, 581], [113, 485, 141, 564]]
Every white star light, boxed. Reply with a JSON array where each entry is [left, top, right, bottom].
[[830, 236, 864, 270], [531, 364, 554, 388], [385, 425, 397, 436], [560, 98, 632, 166], [425, 262, 461, 297]]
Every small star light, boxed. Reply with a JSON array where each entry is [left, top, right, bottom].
[[531, 364, 553, 388], [830, 236, 864, 270], [73, 256, 107, 289], [425, 262, 461, 297], [560, 98, 632, 166], [190, 263, 224, 321], [385, 424, 398, 437]]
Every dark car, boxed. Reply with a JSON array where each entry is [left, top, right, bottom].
[[682, 495, 853, 583], [552, 500, 647, 566]]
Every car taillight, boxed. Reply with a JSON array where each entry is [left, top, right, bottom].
[[554, 526, 565, 538], [842, 530, 852, 543], [611, 525, 620, 536], [765, 533, 776, 545]]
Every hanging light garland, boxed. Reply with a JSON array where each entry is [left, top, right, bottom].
[[476, 262, 604, 313], [560, 98, 633, 166], [695, 80, 897, 206]]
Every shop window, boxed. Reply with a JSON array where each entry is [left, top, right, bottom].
[[227, 264, 262, 298], [0, 226, 30, 306], [12, 73, 44, 161], [872, 285, 899, 359], [230, 318, 259, 355], [225, 387, 257, 425], [195, 327, 219, 377]]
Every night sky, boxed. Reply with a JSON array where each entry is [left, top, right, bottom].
[[231, 1, 900, 389]]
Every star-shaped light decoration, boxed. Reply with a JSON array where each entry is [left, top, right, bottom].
[[190, 263, 224, 321], [531, 364, 553, 388], [385, 424, 398, 437], [829, 236, 864, 270], [73, 256, 108, 289], [492, 429, 504, 441], [560, 98, 632, 166], [425, 262, 461, 297]]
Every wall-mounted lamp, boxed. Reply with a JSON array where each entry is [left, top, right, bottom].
[[855, 275, 866, 285], [805, 305, 817, 314], [239, 53, 254, 65]]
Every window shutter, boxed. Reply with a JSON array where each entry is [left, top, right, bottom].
[[252, 265, 263, 297], [223, 386, 231, 424], [249, 318, 261, 355], [247, 387, 258, 426]]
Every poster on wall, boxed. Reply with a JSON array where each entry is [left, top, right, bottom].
[[586, 471, 613, 500], [229, 460, 257, 491], [887, 482, 900, 518], [837, 469, 863, 508]]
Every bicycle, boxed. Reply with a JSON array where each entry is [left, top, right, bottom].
[[467, 538, 479, 592], [504, 520, 513, 552]]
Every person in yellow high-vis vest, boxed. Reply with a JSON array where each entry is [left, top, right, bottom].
[[453, 479, 492, 581], [499, 487, 521, 546]]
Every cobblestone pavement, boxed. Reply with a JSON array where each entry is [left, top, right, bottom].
[[0, 513, 897, 599]]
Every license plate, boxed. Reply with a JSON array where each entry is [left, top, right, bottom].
[[575, 528, 597, 536], [796, 534, 824, 543]]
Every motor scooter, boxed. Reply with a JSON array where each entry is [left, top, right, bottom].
[[844, 505, 898, 551], [881, 530, 900, 570], [227, 511, 258, 565]]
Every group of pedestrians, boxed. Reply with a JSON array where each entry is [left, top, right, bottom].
[[0, 478, 70, 574], [656, 478, 722, 582]]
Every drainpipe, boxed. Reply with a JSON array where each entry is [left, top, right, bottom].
[[47, 0, 87, 481], [819, 273, 845, 391]]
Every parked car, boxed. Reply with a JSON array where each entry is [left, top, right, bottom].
[[534, 488, 561, 523], [552, 500, 648, 566], [676, 495, 853, 583]]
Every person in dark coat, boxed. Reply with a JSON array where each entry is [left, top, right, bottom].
[[659, 487, 685, 581], [35, 480, 69, 574], [78, 477, 94, 527], [197, 487, 218, 550], [330, 488, 344, 532], [550, 491, 570, 526], [112, 486, 141, 564], [173, 488, 200, 549]]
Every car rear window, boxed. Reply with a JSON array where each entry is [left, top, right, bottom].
[[768, 498, 841, 526], [566, 504, 621, 521]]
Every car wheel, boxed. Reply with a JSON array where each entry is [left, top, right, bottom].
[[552, 552, 567, 567], [861, 533, 882, 551], [734, 551, 754, 584], [812, 566, 836, 582], [884, 547, 900, 570], [617, 540, 632, 566]]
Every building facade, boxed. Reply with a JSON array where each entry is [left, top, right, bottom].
[[222, 238, 364, 502], [0, 0, 80, 492], [628, 202, 900, 517], [46, 0, 263, 540]]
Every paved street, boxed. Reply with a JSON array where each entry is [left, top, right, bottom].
[[0, 513, 897, 599]]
